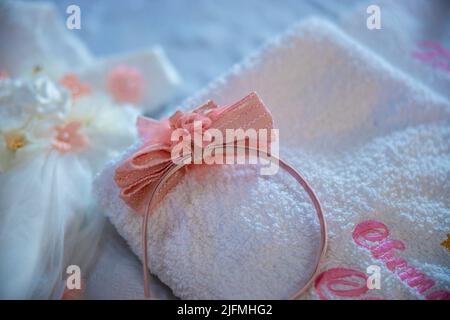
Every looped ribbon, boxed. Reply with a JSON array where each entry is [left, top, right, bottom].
[[114, 92, 274, 214]]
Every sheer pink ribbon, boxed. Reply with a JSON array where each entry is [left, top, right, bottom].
[[114, 92, 327, 299]]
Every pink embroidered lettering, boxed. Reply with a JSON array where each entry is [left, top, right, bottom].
[[352, 219, 449, 300]]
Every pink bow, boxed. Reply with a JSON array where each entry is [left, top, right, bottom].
[[114, 92, 273, 214]]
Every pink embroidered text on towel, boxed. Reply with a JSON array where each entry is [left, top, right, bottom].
[[353, 220, 450, 300], [316, 220, 450, 300], [114, 92, 273, 214], [314, 267, 376, 300], [413, 41, 450, 74], [315, 220, 450, 300]]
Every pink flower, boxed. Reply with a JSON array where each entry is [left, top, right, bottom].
[[60, 73, 91, 99], [52, 121, 88, 153], [107, 65, 145, 104], [0, 71, 9, 80]]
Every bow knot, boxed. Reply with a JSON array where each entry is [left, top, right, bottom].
[[115, 92, 273, 214], [169, 110, 212, 133]]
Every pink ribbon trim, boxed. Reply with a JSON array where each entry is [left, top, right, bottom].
[[114, 92, 273, 214]]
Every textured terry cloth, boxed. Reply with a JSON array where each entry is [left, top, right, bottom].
[[340, 0, 450, 100], [94, 18, 450, 299]]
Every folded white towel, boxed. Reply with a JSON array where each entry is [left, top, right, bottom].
[[94, 18, 450, 299]]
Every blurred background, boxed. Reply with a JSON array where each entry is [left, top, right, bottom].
[[1, 0, 449, 300], [32, 0, 362, 106]]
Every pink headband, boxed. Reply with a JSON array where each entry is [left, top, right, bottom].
[[114, 92, 328, 299]]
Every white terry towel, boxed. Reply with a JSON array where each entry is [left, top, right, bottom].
[[94, 18, 450, 299], [340, 0, 450, 100]]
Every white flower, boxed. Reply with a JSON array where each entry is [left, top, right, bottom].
[[0, 76, 70, 171], [0, 76, 70, 132], [0, 75, 139, 172]]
